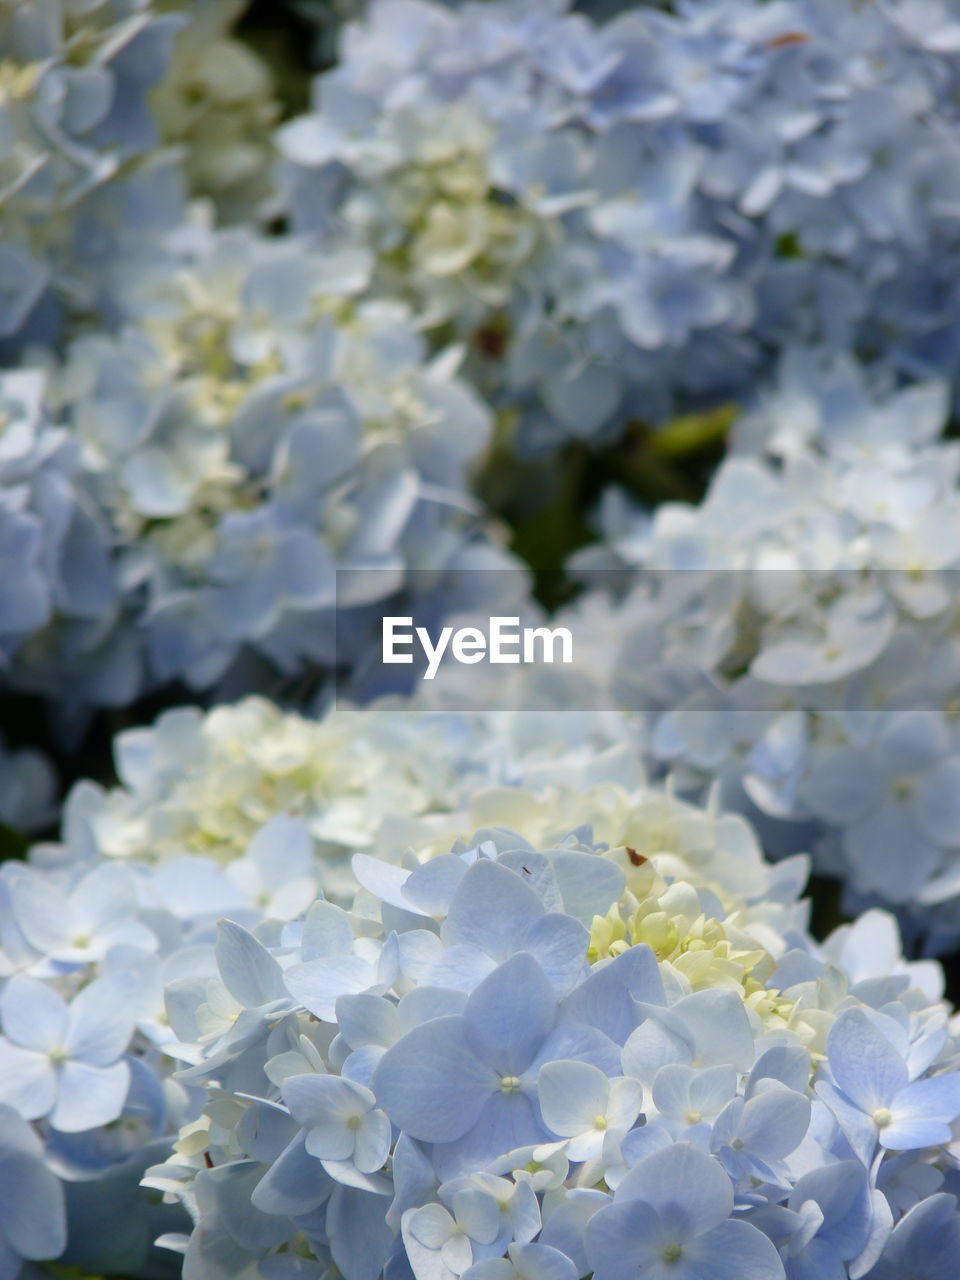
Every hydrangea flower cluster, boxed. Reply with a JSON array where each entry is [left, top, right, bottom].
[[279, 0, 960, 451], [1, 214, 515, 714], [5, 4, 960, 1272], [0, 0, 185, 353], [0, 362, 119, 739], [151, 0, 281, 222], [2, 694, 960, 1278], [135, 732, 960, 1280], [0, 698, 707, 1271], [0, 699, 485, 1275], [572, 350, 960, 950], [46, 696, 492, 899]]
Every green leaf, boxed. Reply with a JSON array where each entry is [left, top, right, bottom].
[[649, 404, 738, 461]]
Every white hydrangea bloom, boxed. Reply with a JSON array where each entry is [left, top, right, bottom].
[[152, 0, 280, 221]]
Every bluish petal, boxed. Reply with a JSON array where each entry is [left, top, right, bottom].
[[0, 975, 68, 1052], [539, 1061, 609, 1137], [584, 1198, 663, 1280], [844, 806, 937, 903], [622, 1019, 691, 1084], [682, 1219, 785, 1280], [449, 1185, 502, 1245], [866, 1193, 960, 1280], [462, 1261, 514, 1280], [539, 1188, 608, 1277], [0, 1041, 56, 1120], [305, 1122, 358, 1163], [402, 1207, 458, 1280], [325, 1182, 396, 1280], [72, 863, 139, 933], [50, 1059, 130, 1132], [286, 956, 377, 1021], [737, 1088, 811, 1161], [432, 1093, 547, 1182], [372, 1016, 497, 1143], [529, 1036, 623, 1119], [506, 1242, 578, 1280], [548, 851, 625, 925], [789, 1238, 846, 1280], [747, 1047, 811, 1098], [652, 1064, 700, 1122], [302, 901, 358, 958], [354, 1109, 392, 1173], [251, 1134, 334, 1216], [897, 1073, 960, 1125], [670, 990, 755, 1071], [914, 758, 960, 846], [614, 1143, 732, 1236], [247, 813, 313, 880], [0, 1104, 66, 1260], [9, 876, 71, 956], [849, 1188, 893, 1279], [215, 919, 288, 1009], [463, 954, 556, 1076], [208, 1162, 292, 1254], [443, 860, 544, 960], [64, 977, 137, 1066], [787, 1160, 871, 1255], [814, 1082, 877, 1166], [336, 994, 402, 1052], [519, 914, 588, 996], [561, 945, 663, 1045], [284, 1073, 373, 1127], [882, 1075, 960, 1150], [826, 1009, 908, 1112], [402, 856, 469, 917]]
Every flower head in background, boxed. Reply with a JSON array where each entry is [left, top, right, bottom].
[[571, 350, 960, 951], [278, 0, 960, 453], [0, 0, 185, 352], [151, 0, 280, 221], [2, 215, 518, 714]]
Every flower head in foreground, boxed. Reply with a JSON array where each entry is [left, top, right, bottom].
[[55, 702, 947, 1280]]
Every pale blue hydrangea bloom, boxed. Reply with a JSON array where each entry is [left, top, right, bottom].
[[0, 0, 184, 353], [571, 351, 960, 950], [0, 972, 139, 1132], [0, 368, 113, 679], [1, 216, 518, 714], [278, 0, 960, 450], [0, 699, 642, 1272], [76, 702, 953, 1280], [817, 1008, 960, 1165]]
